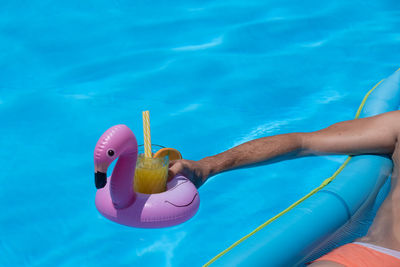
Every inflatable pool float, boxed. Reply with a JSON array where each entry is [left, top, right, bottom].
[[94, 125, 200, 228], [205, 68, 400, 266]]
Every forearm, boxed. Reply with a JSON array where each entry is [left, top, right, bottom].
[[198, 111, 400, 179], [199, 133, 304, 177]]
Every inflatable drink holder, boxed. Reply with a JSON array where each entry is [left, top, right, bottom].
[[94, 125, 200, 228]]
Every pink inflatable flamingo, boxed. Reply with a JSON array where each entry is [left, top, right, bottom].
[[94, 125, 200, 228]]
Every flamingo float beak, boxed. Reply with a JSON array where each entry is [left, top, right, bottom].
[[95, 171, 107, 189], [94, 164, 108, 189]]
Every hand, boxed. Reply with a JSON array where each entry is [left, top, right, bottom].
[[168, 159, 210, 188]]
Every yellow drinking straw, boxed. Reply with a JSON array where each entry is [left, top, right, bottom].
[[142, 111, 152, 158]]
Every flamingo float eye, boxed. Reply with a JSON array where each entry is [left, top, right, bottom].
[[107, 149, 115, 157]]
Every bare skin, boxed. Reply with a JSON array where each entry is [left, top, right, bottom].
[[168, 110, 400, 265]]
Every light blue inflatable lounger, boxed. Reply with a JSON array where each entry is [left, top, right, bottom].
[[207, 69, 400, 266]]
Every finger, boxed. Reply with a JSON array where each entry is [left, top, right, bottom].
[[167, 170, 175, 182], [168, 159, 179, 168], [168, 161, 182, 181]]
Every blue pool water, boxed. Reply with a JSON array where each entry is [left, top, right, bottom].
[[1, 0, 399, 266]]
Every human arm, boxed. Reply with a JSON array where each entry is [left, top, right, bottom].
[[169, 111, 400, 188]]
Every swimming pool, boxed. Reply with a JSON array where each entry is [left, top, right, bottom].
[[1, 0, 399, 266]]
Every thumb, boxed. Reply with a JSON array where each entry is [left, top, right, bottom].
[[168, 160, 182, 181]]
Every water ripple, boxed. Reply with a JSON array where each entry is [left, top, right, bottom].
[[172, 36, 223, 51]]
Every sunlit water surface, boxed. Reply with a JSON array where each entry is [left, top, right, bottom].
[[1, 0, 400, 266]]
